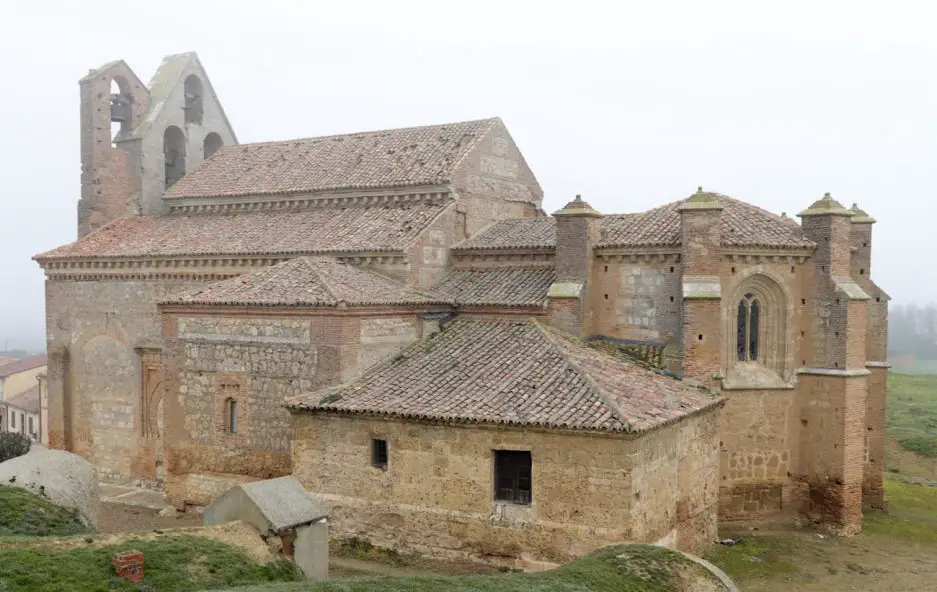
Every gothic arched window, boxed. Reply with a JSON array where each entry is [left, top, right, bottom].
[[737, 293, 761, 361]]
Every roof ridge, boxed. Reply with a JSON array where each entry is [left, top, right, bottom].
[[224, 117, 500, 150], [301, 257, 342, 304], [530, 320, 633, 432]]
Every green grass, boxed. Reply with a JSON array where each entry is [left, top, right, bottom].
[[0, 534, 302, 592], [887, 373, 937, 457], [704, 536, 802, 583], [864, 478, 937, 545], [0, 485, 88, 537], [212, 545, 716, 592]]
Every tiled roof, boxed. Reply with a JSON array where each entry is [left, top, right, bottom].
[[431, 268, 554, 307], [454, 195, 815, 251], [4, 385, 40, 414], [0, 355, 47, 379], [287, 319, 721, 433], [161, 257, 447, 307], [34, 204, 448, 261], [453, 218, 555, 251], [164, 118, 498, 199]]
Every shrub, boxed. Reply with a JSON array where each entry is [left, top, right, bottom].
[[0, 432, 30, 464]]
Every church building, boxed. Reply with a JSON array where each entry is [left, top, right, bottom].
[[34, 52, 888, 566]]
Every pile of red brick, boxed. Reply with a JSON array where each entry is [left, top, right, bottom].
[[112, 550, 144, 583]]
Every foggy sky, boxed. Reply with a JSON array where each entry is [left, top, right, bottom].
[[0, 0, 933, 350]]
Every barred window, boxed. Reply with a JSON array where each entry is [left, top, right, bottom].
[[494, 450, 531, 505]]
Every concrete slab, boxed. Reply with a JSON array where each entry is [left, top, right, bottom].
[[100, 484, 170, 511]]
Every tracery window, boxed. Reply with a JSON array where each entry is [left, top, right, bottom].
[[736, 293, 761, 361]]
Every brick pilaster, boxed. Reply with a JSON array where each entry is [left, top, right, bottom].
[[547, 195, 601, 337], [797, 193, 869, 534], [679, 189, 723, 387]]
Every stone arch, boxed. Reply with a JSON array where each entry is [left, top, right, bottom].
[[203, 132, 223, 160], [164, 125, 186, 189], [184, 75, 204, 125], [723, 269, 792, 383], [109, 76, 132, 145]]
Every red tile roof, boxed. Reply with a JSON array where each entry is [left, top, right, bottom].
[[0, 355, 47, 379], [34, 204, 449, 261], [454, 218, 555, 251], [431, 268, 554, 307], [287, 318, 721, 433], [161, 257, 447, 307], [164, 119, 498, 199], [455, 195, 814, 251], [4, 385, 40, 414]]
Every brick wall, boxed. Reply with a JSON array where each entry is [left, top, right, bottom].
[[77, 63, 150, 237], [796, 373, 866, 534], [291, 410, 720, 566]]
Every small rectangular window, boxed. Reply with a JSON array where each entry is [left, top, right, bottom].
[[494, 450, 532, 505], [371, 438, 388, 469]]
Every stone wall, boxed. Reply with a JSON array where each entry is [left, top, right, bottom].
[[137, 61, 236, 216], [291, 410, 720, 566], [717, 388, 800, 525], [161, 311, 425, 507], [450, 119, 542, 237], [590, 257, 682, 343], [44, 278, 205, 482]]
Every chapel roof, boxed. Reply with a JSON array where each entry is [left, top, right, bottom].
[[160, 257, 446, 307], [286, 318, 721, 433], [454, 194, 815, 251], [34, 203, 448, 261], [0, 355, 47, 379], [4, 385, 40, 414], [430, 267, 554, 308], [164, 118, 499, 199]]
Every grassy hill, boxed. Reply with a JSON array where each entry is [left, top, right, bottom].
[[0, 485, 88, 537], [214, 545, 723, 592]]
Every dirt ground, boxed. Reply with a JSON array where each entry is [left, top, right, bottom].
[[96, 501, 201, 533], [711, 527, 937, 592]]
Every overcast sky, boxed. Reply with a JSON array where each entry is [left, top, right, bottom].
[[0, 0, 933, 350]]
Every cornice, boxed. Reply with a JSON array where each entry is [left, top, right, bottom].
[[451, 250, 554, 266], [595, 250, 681, 263], [723, 250, 812, 265], [165, 186, 452, 215], [40, 252, 408, 280]]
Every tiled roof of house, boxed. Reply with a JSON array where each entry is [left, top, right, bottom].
[[164, 118, 498, 199], [287, 318, 721, 433], [161, 257, 447, 307], [34, 203, 449, 261], [0, 355, 47, 379], [454, 195, 814, 251], [4, 385, 40, 414], [431, 268, 554, 307], [453, 218, 555, 251]]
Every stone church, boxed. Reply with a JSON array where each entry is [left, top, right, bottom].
[[35, 52, 889, 566]]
